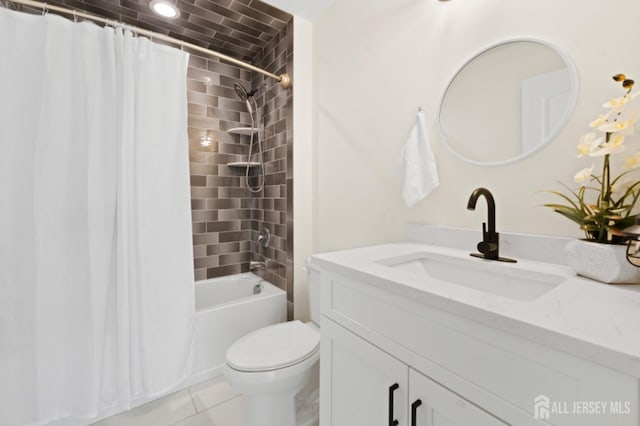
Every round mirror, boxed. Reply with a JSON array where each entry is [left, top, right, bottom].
[[438, 39, 578, 166]]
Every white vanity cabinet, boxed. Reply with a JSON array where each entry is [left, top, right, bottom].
[[321, 317, 506, 426], [317, 265, 640, 426]]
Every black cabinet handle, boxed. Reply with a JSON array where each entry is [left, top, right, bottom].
[[388, 383, 399, 426], [411, 399, 422, 426]]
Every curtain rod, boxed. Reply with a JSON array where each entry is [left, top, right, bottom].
[[4, 0, 292, 89]]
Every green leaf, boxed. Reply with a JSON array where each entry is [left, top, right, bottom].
[[614, 180, 640, 210], [552, 207, 588, 226], [612, 214, 637, 230], [611, 169, 640, 186], [544, 190, 580, 211]]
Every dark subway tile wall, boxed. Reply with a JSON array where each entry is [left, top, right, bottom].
[[188, 52, 257, 281], [189, 16, 294, 310]]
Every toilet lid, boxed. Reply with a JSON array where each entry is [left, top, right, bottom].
[[226, 320, 320, 372]]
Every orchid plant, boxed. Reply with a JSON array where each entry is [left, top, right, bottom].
[[545, 74, 640, 244]]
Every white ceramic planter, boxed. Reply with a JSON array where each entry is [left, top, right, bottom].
[[565, 239, 640, 284]]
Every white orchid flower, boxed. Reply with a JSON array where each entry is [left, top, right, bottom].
[[596, 133, 626, 155], [577, 132, 603, 157], [598, 117, 637, 135], [577, 132, 625, 157], [589, 111, 613, 128], [626, 151, 640, 168], [609, 133, 625, 147], [602, 91, 640, 111], [574, 164, 594, 184], [590, 138, 626, 156]]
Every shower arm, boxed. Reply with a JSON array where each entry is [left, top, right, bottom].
[[4, 0, 292, 89]]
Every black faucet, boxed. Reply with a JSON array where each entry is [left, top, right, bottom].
[[466, 188, 516, 263]]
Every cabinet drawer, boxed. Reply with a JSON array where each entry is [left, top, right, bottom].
[[324, 272, 637, 425]]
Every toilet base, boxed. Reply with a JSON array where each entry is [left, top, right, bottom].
[[224, 355, 319, 426], [244, 391, 297, 426]]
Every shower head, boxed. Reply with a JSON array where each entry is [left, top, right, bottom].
[[234, 82, 265, 100], [234, 82, 256, 114], [234, 83, 249, 101]]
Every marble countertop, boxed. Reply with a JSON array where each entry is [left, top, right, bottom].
[[311, 241, 640, 377]]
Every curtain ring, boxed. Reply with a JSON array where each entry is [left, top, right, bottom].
[[72, 10, 77, 22]]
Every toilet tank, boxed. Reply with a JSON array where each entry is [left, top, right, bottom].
[[306, 257, 321, 326]]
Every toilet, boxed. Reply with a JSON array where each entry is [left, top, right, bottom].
[[223, 261, 321, 426]]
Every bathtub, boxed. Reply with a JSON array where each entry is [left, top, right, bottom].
[[189, 272, 287, 385]]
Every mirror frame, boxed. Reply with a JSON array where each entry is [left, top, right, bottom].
[[437, 37, 579, 167]]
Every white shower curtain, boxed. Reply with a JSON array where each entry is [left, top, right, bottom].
[[0, 8, 194, 425]]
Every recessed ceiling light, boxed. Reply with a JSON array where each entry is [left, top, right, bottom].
[[149, 0, 180, 19]]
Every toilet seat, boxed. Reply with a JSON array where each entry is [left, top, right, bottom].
[[226, 320, 320, 372]]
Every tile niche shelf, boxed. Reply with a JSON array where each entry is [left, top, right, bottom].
[[226, 127, 259, 168], [227, 127, 257, 136], [227, 161, 260, 168]]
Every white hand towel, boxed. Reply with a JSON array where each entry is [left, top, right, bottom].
[[401, 110, 439, 207]]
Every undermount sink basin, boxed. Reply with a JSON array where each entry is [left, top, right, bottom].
[[378, 251, 566, 301]]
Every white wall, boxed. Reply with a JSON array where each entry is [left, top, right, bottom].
[[292, 16, 314, 321], [313, 0, 640, 252]]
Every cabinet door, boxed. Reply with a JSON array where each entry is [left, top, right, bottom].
[[409, 369, 507, 426], [321, 318, 408, 426]]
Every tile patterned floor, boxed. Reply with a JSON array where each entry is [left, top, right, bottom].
[[91, 376, 244, 426]]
